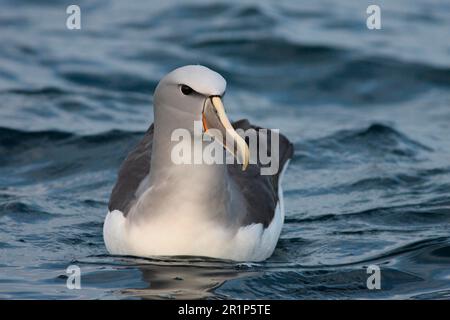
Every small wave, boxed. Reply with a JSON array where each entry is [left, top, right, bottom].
[[411, 290, 450, 300], [0, 126, 140, 149], [320, 56, 450, 103], [0, 127, 143, 180], [361, 237, 450, 265], [156, 2, 232, 20], [60, 70, 154, 94], [0, 200, 53, 222], [190, 36, 343, 64], [329, 123, 431, 152], [291, 200, 450, 226], [296, 123, 432, 169], [0, 127, 74, 159], [1, 87, 67, 96]]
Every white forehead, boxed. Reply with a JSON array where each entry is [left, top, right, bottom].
[[161, 65, 226, 96]]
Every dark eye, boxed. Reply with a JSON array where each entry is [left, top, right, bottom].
[[180, 85, 193, 95]]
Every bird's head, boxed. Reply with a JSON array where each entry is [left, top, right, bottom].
[[153, 65, 249, 170]]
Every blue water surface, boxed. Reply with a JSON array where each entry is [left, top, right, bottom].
[[1, 0, 450, 299]]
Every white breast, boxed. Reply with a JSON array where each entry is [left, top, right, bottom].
[[103, 161, 289, 261]]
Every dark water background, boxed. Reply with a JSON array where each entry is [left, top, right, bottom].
[[1, 0, 450, 299]]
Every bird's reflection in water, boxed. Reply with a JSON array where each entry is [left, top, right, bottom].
[[120, 256, 260, 299]]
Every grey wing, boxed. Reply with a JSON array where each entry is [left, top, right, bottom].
[[108, 120, 294, 225], [228, 119, 294, 228], [108, 124, 154, 215]]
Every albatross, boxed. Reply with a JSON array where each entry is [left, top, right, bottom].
[[104, 65, 293, 261]]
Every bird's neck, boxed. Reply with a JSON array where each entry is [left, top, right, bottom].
[[149, 104, 229, 199]]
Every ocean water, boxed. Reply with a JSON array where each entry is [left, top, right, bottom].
[[1, 0, 450, 299]]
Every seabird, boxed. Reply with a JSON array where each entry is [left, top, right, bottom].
[[103, 65, 293, 261]]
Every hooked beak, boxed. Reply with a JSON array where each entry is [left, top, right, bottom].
[[202, 96, 249, 170]]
